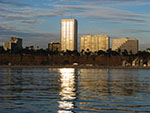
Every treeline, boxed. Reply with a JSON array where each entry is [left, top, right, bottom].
[[0, 48, 150, 65], [0, 54, 129, 66]]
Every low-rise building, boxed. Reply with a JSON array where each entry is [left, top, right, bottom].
[[48, 41, 61, 52], [112, 37, 138, 54], [10, 37, 22, 50], [3, 37, 23, 51], [3, 42, 11, 51]]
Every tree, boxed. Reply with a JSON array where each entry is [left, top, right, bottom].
[[107, 48, 112, 57], [129, 50, 133, 55], [80, 49, 84, 56], [85, 48, 91, 56], [97, 50, 106, 56], [118, 49, 121, 55], [122, 49, 128, 56]]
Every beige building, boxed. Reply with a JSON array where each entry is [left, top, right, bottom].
[[3, 37, 22, 51], [61, 19, 78, 51], [3, 42, 11, 51], [48, 41, 61, 52], [80, 35, 110, 52], [112, 37, 138, 54]]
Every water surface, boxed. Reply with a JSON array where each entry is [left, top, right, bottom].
[[0, 68, 150, 113]]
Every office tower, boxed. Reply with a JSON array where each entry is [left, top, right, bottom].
[[48, 41, 61, 52], [80, 35, 110, 52], [61, 19, 78, 51], [112, 37, 138, 54]]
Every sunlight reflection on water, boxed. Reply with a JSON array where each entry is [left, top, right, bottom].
[[0, 68, 150, 113], [58, 68, 76, 113]]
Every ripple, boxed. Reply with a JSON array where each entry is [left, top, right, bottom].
[[0, 68, 150, 113]]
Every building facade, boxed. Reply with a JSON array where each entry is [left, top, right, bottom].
[[61, 19, 78, 51], [48, 41, 61, 52], [80, 35, 110, 52], [3, 37, 22, 51], [10, 37, 22, 50], [3, 42, 11, 51], [112, 37, 138, 54]]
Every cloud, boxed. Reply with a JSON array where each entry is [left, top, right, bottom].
[[57, 4, 150, 23], [0, 7, 64, 20], [0, 0, 29, 7], [119, 29, 150, 34], [55, 4, 94, 10], [0, 25, 60, 48], [60, 0, 150, 5], [0, 2, 149, 24], [140, 42, 150, 50], [20, 19, 42, 24], [0, 8, 23, 14]]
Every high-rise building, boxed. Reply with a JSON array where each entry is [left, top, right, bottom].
[[48, 41, 61, 52], [112, 37, 138, 54], [61, 19, 78, 51], [80, 35, 110, 52]]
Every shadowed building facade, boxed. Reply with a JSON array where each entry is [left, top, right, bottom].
[[48, 41, 61, 52], [80, 35, 110, 52], [61, 19, 78, 51], [3, 37, 22, 51], [112, 37, 138, 54]]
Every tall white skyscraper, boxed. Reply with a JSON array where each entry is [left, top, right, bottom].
[[61, 19, 78, 51]]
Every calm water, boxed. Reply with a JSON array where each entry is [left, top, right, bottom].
[[0, 68, 150, 113]]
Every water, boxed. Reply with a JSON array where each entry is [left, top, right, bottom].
[[0, 68, 150, 113]]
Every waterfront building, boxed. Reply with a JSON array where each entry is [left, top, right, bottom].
[[148, 60, 150, 67], [146, 48, 150, 53], [10, 37, 22, 50], [112, 37, 138, 54], [3, 42, 11, 51], [61, 19, 78, 51], [80, 35, 110, 52], [48, 41, 61, 52], [3, 37, 22, 51]]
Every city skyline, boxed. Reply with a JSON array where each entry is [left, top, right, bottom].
[[0, 0, 150, 50]]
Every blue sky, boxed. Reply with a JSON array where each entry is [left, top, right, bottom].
[[0, 0, 150, 50]]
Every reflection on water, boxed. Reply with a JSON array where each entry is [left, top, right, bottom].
[[0, 68, 150, 113], [77, 69, 150, 112], [79, 69, 138, 96], [58, 68, 76, 113]]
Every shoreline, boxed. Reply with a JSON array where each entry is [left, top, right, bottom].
[[0, 65, 150, 69]]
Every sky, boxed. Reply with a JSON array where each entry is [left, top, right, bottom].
[[0, 0, 150, 50]]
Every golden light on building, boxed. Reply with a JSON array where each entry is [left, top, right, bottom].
[[3, 37, 22, 51], [61, 19, 78, 51], [48, 41, 61, 52], [80, 35, 110, 52], [3, 42, 11, 51], [112, 37, 138, 54]]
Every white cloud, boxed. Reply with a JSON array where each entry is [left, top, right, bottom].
[[119, 29, 150, 34]]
